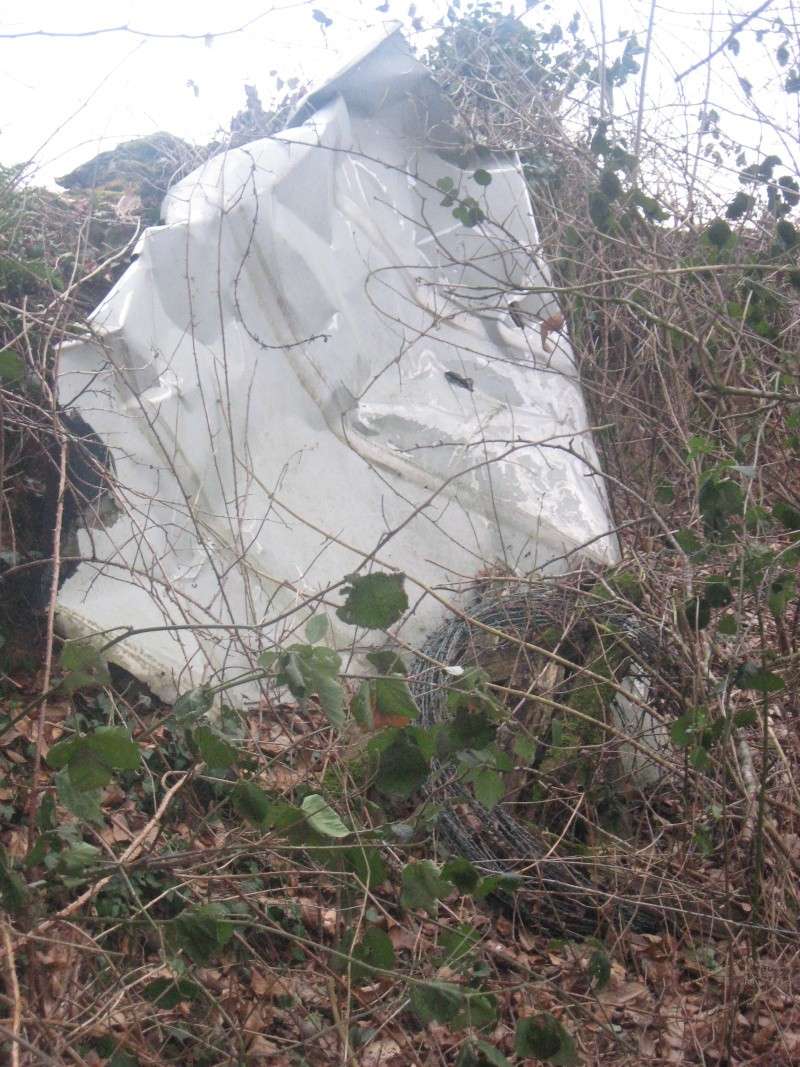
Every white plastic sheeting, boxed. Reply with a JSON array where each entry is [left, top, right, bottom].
[[56, 29, 618, 702]]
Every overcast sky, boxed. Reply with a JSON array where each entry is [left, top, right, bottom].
[[0, 1, 796, 189]]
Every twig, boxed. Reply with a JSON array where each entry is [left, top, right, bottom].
[[1, 923, 21, 1067], [675, 0, 774, 81]]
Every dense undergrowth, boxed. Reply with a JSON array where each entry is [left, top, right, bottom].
[[1, 4, 800, 1065]]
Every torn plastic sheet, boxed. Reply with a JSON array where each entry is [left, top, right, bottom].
[[56, 28, 618, 704]]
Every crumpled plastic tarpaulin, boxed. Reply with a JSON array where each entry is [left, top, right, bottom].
[[56, 28, 618, 702]]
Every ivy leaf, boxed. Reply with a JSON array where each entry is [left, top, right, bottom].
[[457, 1041, 513, 1067], [735, 663, 784, 693], [173, 686, 214, 724], [55, 770, 104, 825], [193, 725, 238, 769], [588, 947, 611, 990], [773, 501, 800, 537], [57, 842, 102, 878], [171, 903, 233, 964], [0, 846, 29, 914], [472, 168, 492, 186], [143, 977, 202, 1008], [441, 857, 480, 894], [768, 573, 795, 617], [705, 218, 732, 248], [725, 191, 754, 219], [438, 708, 497, 756], [674, 529, 704, 554], [342, 845, 386, 887], [515, 1014, 579, 1064], [336, 572, 408, 629], [0, 349, 25, 384], [401, 860, 452, 915], [230, 780, 272, 826], [410, 980, 465, 1024], [366, 650, 407, 676], [351, 927, 395, 983], [371, 729, 429, 797], [301, 794, 351, 838], [453, 991, 498, 1031], [474, 872, 522, 899], [440, 923, 481, 964], [59, 641, 110, 694], [47, 727, 141, 792]]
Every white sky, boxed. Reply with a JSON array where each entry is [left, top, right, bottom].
[[0, 0, 796, 189]]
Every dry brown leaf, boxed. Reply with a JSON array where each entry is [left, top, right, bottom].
[[597, 980, 649, 1008]]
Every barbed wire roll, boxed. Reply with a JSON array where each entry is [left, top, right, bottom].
[[408, 578, 681, 937]]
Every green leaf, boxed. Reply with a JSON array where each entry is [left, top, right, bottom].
[[735, 663, 784, 693], [230, 780, 272, 826], [773, 502, 800, 537], [454, 992, 498, 1031], [457, 1041, 513, 1067], [515, 1014, 579, 1064], [172, 903, 233, 964], [401, 860, 452, 915], [670, 708, 705, 749], [47, 727, 141, 792], [704, 578, 732, 608], [107, 1050, 139, 1067], [437, 176, 455, 193], [410, 980, 465, 1024], [474, 872, 522, 899], [684, 596, 711, 632], [705, 218, 732, 248], [442, 857, 480, 894], [277, 646, 345, 728], [336, 572, 408, 629], [59, 641, 111, 694], [440, 923, 480, 963], [193, 725, 238, 769], [726, 191, 754, 220], [452, 197, 485, 227], [143, 977, 202, 1008], [301, 794, 351, 838], [173, 686, 214, 723], [342, 845, 386, 887], [768, 573, 795, 617], [469, 767, 505, 810], [374, 676, 419, 721], [699, 474, 744, 538], [55, 770, 104, 825], [367, 650, 407, 676], [514, 735, 537, 761], [733, 707, 757, 728], [371, 729, 429, 797], [0, 349, 25, 384], [58, 842, 102, 877], [588, 947, 611, 990], [351, 681, 374, 730], [439, 708, 497, 755], [0, 846, 29, 914], [473, 168, 492, 186], [305, 614, 329, 643], [717, 613, 737, 636], [351, 927, 395, 983]]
